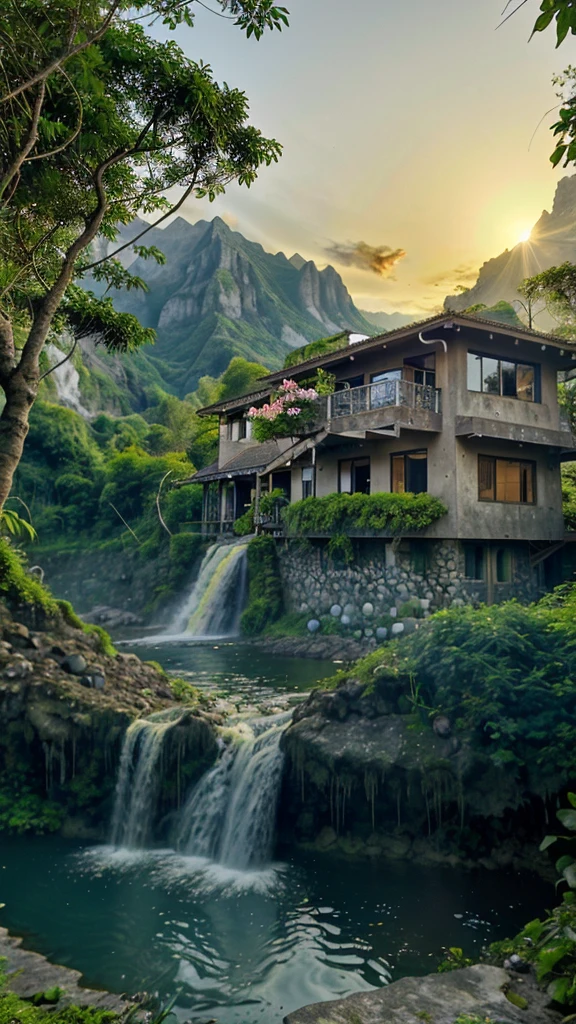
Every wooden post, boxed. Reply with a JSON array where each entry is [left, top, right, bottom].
[[255, 473, 262, 535]]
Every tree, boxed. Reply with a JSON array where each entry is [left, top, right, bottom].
[[519, 264, 576, 338], [0, 0, 288, 511]]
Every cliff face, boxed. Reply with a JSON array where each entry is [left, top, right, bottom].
[[445, 175, 576, 318], [94, 216, 375, 394]]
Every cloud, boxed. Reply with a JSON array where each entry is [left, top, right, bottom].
[[325, 240, 407, 277], [424, 264, 478, 289]]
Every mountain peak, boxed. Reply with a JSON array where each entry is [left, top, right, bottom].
[[289, 253, 306, 270]]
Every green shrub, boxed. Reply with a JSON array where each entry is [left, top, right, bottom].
[[240, 536, 283, 636], [397, 597, 424, 619], [233, 508, 255, 536], [263, 612, 309, 637], [0, 786, 64, 834], [284, 492, 447, 536], [0, 538, 58, 612], [0, 974, 118, 1024]]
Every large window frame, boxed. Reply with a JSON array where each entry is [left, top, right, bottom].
[[478, 455, 536, 505], [391, 449, 428, 494], [467, 351, 540, 403], [338, 457, 371, 495]]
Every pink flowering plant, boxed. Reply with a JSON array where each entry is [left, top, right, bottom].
[[248, 378, 321, 440]]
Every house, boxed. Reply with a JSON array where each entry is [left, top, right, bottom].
[[189, 312, 576, 607]]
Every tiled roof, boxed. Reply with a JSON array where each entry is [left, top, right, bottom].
[[181, 441, 283, 484], [197, 311, 576, 417]]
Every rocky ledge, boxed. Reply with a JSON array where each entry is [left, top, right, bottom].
[[283, 964, 561, 1024], [0, 600, 219, 837], [279, 675, 551, 872], [0, 925, 126, 1011], [251, 635, 366, 661]]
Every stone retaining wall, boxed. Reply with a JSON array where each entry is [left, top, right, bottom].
[[278, 538, 539, 638]]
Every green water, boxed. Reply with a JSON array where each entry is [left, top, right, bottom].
[[116, 639, 337, 702], [0, 837, 551, 1024]]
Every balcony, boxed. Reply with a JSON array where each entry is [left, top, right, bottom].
[[327, 379, 442, 436]]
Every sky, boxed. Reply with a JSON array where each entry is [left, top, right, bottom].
[[154, 0, 572, 315]]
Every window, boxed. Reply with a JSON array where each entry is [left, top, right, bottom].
[[478, 455, 536, 504], [339, 458, 370, 494], [464, 544, 485, 580], [391, 450, 428, 494], [404, 353, 436, 388], [302, 466, 314, 499], [238, 418, 247, 440], [412, 542, 429, 575], [496, 548, 512, 583], [226, 419, 233, 440], [467, 352, 538, 402]]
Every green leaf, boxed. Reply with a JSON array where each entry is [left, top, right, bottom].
[[551, 144, 568, 167], [558, 809, 576, 831], [563, 862, 576, 889], [532, 9, 555, 33], [567, 792, 576, 808], [541, 834, 558, 851]]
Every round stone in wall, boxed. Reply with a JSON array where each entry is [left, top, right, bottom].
[[391, 622, 405, 635], [341, 614, 351, 626], [376, 626, 388, 641], [389, 607, 397, 618], [307, 619, 320, 633], [330, 604, 342, 618], [353, 629, 362, 639], [362, 602, 374, 617], [343, 603, 355, 617]]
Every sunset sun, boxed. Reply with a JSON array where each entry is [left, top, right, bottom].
[[517, 228, 532, 244]]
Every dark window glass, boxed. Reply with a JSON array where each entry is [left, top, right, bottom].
[[467, 353, 482, 392], [482, 357, 500, 394], [412, 543, 429, 575], [391, 451, 427, 495], [339, 458, 370, 494], [238, 418, 247, 439], [302, 466, 314, 499], [468, 352, 538, 402], [501, 361, 516, 397], [464, 544, 485, 580], [496, 548, 512, 582], [478, 456, 535, 504], [516, 364, 534, 402]]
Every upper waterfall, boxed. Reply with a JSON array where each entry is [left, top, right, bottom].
[[169, 538, 249, 638]]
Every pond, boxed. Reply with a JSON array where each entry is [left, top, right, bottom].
[[0, 836, 552, 1024], [116, 638, 337, 706], [1, 643, 553, 1024]]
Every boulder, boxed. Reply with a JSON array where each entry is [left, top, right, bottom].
[[61, 653, 88, 676], [362, 602, 374, 617], [283, 965, 561, 1024], [307, 619, 320, 634], [330, 604, 342, 618]]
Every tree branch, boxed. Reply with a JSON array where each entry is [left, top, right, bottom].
[[0, 80, 45, 201], [0, 2, 121, 105], [38, 334, 78, 381], [82, 174, 198, 271]]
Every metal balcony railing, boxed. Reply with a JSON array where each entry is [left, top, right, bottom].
[[328, 379, 442, 419]]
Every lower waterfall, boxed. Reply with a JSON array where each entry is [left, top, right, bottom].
[[169, 539, 248, 638], [110, 710, 290, 869], [177, 713, 290, 870], [110, 710, 185, 849]]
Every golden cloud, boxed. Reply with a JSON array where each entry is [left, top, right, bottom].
[[325, 240, 407, 277], [424, 264, 478, 288]]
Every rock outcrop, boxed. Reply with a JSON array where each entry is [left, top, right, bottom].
[[279, 673, 550, 872], [0, 601, 218, 837], [283, 964, 561, 1024]]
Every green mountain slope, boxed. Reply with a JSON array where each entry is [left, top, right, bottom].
[[95, 216, 375, 394]]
